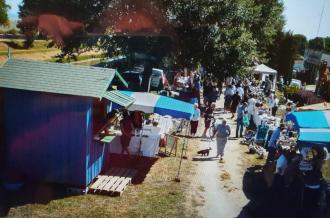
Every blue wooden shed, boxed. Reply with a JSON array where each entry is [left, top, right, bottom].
[[0, 59, 134, 188]]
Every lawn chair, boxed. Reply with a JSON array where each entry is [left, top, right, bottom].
[[254, 125, 270, 147]]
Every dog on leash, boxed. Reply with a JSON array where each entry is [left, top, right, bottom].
[[197, 147, 212, 156]]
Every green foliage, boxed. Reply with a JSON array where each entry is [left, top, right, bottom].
[[284, 85, 300, 96], [0, 0, 10, 26], [18, 0, 285, 78], [6, 28, 19, 35], [293, 34, 307, 56], [268, 31, 298, 82], [308, 37, 330, 54], [157, 0, 284, 78], [19, 0, 111, 29]]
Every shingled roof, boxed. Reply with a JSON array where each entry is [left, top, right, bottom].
[[0, 58, 115, 98]]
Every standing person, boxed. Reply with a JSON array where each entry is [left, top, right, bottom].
[[209, 80, 218, 103], [267, 90, 275, 109], [247, 94, 257, 130], [224, 85, 234, 112], [236, 84, 244, 99], [190, 103, 201, 137], [193, 72, 201, 105], [230, 91, 241, 119], [263, 76, 272, 96], [214, 119, 231, 162], [202, 103, 215, 138], [236, 102, 247, 138], [120, 110, 134, 155], [217, 79, 223, 100], [131, 111, 144, 129], [203, 78, 212, 106], [266, 124, 285, 162], [271, 95, 279, 116], [299, 147, 324, 218]]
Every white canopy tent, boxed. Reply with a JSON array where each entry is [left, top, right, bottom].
[[253, 64, 278, 89]]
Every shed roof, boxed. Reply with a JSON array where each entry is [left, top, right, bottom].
[[103, 90, 135, 108], [0, 58, 115, 98]]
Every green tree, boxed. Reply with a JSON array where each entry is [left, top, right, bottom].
[[293, 34, 307, 56], [18, 0, 285, 79], [308, 37, 325, 51], [0, 0, 10, 26], [268, 31, 298, 82]]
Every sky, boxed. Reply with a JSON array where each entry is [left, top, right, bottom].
[[283, 0, 330, 39], [6, 0, 330, 39]]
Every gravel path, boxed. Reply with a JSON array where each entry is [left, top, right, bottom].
[[192, 96, 251, 218]]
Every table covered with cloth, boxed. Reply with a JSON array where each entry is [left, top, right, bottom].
[[109, 134, 161, 157]]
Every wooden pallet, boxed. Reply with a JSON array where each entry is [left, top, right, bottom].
[[89, 168, 137, 196]]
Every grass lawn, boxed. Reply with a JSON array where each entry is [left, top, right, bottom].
[[49, 54, 104, 64], [0, 39, 58, 55], [6, 138, 199, 218]]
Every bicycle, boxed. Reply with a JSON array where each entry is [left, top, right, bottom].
[[208, 117, 217, 140]]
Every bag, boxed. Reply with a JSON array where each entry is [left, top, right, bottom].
[[243, 114, 250, 127]]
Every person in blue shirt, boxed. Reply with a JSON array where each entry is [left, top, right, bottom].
[[190, 103, 201, 137], [266, 124, 285, 162]]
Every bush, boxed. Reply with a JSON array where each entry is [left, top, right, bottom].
[[6, 28, 19, 35], [290, 90, 323, 106]]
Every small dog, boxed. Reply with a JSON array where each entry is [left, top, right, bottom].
[[197, 147, 212, 156]]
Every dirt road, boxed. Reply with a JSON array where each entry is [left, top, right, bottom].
[[189, 96, 257, 218]]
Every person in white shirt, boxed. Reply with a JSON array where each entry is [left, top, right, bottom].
[[190, 103, 201, 137], [247, 95, 256, 116], [268, 91, 275, 108], [236, 85, 244, 99]]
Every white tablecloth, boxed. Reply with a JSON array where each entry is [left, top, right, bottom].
[[109, 134, 161, 157]]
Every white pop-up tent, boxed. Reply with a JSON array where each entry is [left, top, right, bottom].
[[254, 64, 278, 89]]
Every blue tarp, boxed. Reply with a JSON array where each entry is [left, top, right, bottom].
[[297, 128, 330, 149], [285, 111, 330, 129]]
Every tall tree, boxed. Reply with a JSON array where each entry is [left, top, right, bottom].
[[293, 34, 307, 56], [268, 31, 298, 82], [18, 0, 285, 79], [0, 0, 10, 26], [308, 37, 325, 51]]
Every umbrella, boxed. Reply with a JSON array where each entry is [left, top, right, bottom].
[[120, 91, 194, 120]]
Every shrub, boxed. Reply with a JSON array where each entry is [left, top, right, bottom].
[[6, 28, 19, 35], [290, 90, 323, 106]]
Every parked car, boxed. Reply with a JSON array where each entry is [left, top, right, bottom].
[[149, 68, 169, 91]]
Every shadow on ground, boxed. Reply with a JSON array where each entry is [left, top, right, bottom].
[[2, 41, 27, 50], [237, 165, 330, 218], [0, 154, 158, 216], [0, 182, 78, 217], [107, 154, 158, 184]]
